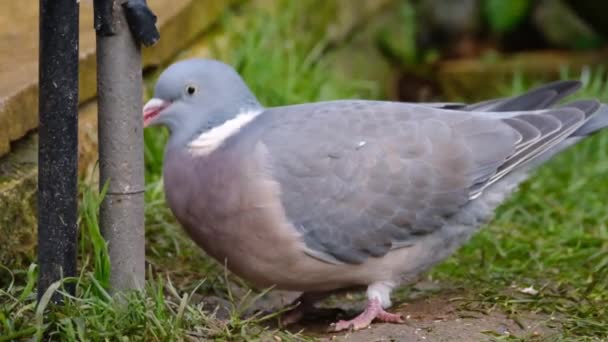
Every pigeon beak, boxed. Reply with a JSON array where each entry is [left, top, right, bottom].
[[143, 98, 170, 127]]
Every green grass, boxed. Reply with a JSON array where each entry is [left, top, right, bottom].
[[2, 0, 608, 340]]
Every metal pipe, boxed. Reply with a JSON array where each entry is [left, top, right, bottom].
[[95, 0, 146, 291], [38, 0, 80, 302]]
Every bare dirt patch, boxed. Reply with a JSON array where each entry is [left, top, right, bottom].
[[197, 281, 558, 341], [317, 295, 555, 341], [233, 282, 558, 342]]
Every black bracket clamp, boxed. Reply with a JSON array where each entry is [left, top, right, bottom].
[[94, 0, 160, 47]]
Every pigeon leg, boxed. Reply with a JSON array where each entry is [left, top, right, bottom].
[[330, 297, 404, 332], [279, 292, 330, 326]]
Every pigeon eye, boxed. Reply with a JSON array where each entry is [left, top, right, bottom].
[[185, 85, 198, 96]]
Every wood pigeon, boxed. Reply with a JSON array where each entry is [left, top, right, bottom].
[[143, 58, 608, 331]]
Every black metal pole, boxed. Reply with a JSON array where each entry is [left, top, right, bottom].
[[38, 0, 79, 301]]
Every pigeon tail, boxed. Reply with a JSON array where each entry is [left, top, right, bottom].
[[464, 80, 582, 112], [505, 102, 608, 173], [572, 104, 608, 137]]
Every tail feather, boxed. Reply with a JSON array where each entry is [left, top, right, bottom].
[[572, 104, 608, 137], [431, 80, 607, 194], [462, 80, 606, 161], [470, 107, 589, 196], [427, 79, 607, 198], [465, 80, 582, 112], [503, 101, 607, 173]]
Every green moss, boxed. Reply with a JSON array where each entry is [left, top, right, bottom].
[[0, 134, 38, 268]]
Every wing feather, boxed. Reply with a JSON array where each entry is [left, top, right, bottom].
[[236, 92, 594, 265]]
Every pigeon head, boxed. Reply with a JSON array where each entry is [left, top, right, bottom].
[[143, 58, 261, 145]]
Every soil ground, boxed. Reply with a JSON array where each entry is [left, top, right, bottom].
[[202, 281, 557, 341]]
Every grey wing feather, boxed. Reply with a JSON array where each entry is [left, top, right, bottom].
[[469, 107, 590, 197], [464, 80, 582, 112], [248, 102, 513, 264], [241, 83, 602, 265], [571, 103, 608, 136], [502, 118, 542, 150]]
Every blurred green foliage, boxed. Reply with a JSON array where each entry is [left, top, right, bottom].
[[483, 0, 531, 34], [377, 2, 420, 64]]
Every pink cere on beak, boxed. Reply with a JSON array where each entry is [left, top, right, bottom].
[[143, 98, 170, 127]]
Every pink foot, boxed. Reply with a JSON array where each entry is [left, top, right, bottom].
[[278, 292, 330, 327], [330, 298, 405, 332], [279, 307, 304, 326]]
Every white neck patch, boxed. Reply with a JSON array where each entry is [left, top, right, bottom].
[[188, 109, 262, 155]]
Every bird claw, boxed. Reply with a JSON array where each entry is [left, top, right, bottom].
[[328, 298, 406, 332], [329, 320, 358, 332], [278, 308, 304, 327], [378, 311, 406, 324]]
